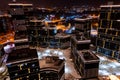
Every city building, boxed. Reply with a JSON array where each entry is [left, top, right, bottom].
[[71, 33, 99, 79], [8, 3, 33, 40], [27, 18, 71, 49], [97, 5, 120, 61], [14, 38, 29, 49], [6, 48, 39, 80], [76, 50, 99, 79], [70, 32, 100, 79], [0, 14, 12, 34], [39, 56, 65, 80], [71, 33, 91, 55], [27, 19, 47, 48], [0, 1, 120, 80], [73, 17, 91, 38], [55, 33, 70, 49], [0, 14, 14, 44]]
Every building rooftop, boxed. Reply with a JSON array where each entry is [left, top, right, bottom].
[[71, 35, 91, 44], [78, 50, 99, 63], [100, 5, 120, 8], [39, 56, 64, 72], [6, 48, 38, 64], [74, 17, 92, 22], [55, 33, 70, 38], [8, 3, 33, 6]]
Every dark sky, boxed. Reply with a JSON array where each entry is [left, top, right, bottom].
[[1, 0, 120, 10]]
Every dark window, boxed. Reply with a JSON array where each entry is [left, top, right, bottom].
[[29, 74, 39, 80], [40, 71, 58, 80], [100, 12, 107, 19], [77, 43, 90, 50], [114, 37, 120, 42], [101, 20, 110, 28], [114, 51, 119, 59], [104, 41, 110, 49], [38, 29, 47, 36], [97, 39, 103, 47], [98, 28, 106, 33], [106, 29, 116, 35], [15, 42, 28, 46], [112, 21, 120, 30], [7, 65, 20, 72], [48, 29, 57, 36], [109, 42, 119, 50], [12, 15, 25, 20], [28, 22, 35, 25], [10, 5, 23, 8], [85, 63, 99, 69], [28, 29, 36, 35]]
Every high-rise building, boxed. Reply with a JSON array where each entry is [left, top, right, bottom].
[[71, 33, 99, 79], [73, 18, 91, 38], [8, 3, 33, 40], [27, 20, 47, 48], [97, 5, 120, 61]]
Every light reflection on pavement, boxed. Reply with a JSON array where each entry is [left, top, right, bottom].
[[37, 48, 120, 79], [4, 47, 120, 80]]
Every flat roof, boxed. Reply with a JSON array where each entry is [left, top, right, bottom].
[[78, 50, 99, 63], [14, 38, 28, 43], [7, 48, 38, 64], [55, 33, 71, 38], [100, 5, 120, 8], [39, 56, 64, 71], [71, 36, 91, 44], [8, 3, 33, 6], [74, 18, 92, 21]]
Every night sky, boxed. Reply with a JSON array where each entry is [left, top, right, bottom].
[[0, 0, 120, 10]]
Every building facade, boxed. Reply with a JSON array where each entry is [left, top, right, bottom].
[[8, 3, 33, 40], [76, 50, 99, 79], [39, 56, 65, 80], [97, 5, 120, 61], [6, 48, 40, 80]]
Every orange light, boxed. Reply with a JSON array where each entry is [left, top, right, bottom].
[[56, 25, 68, 31], [92, 23, 99, 27], [0, 31, 14, 44]]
